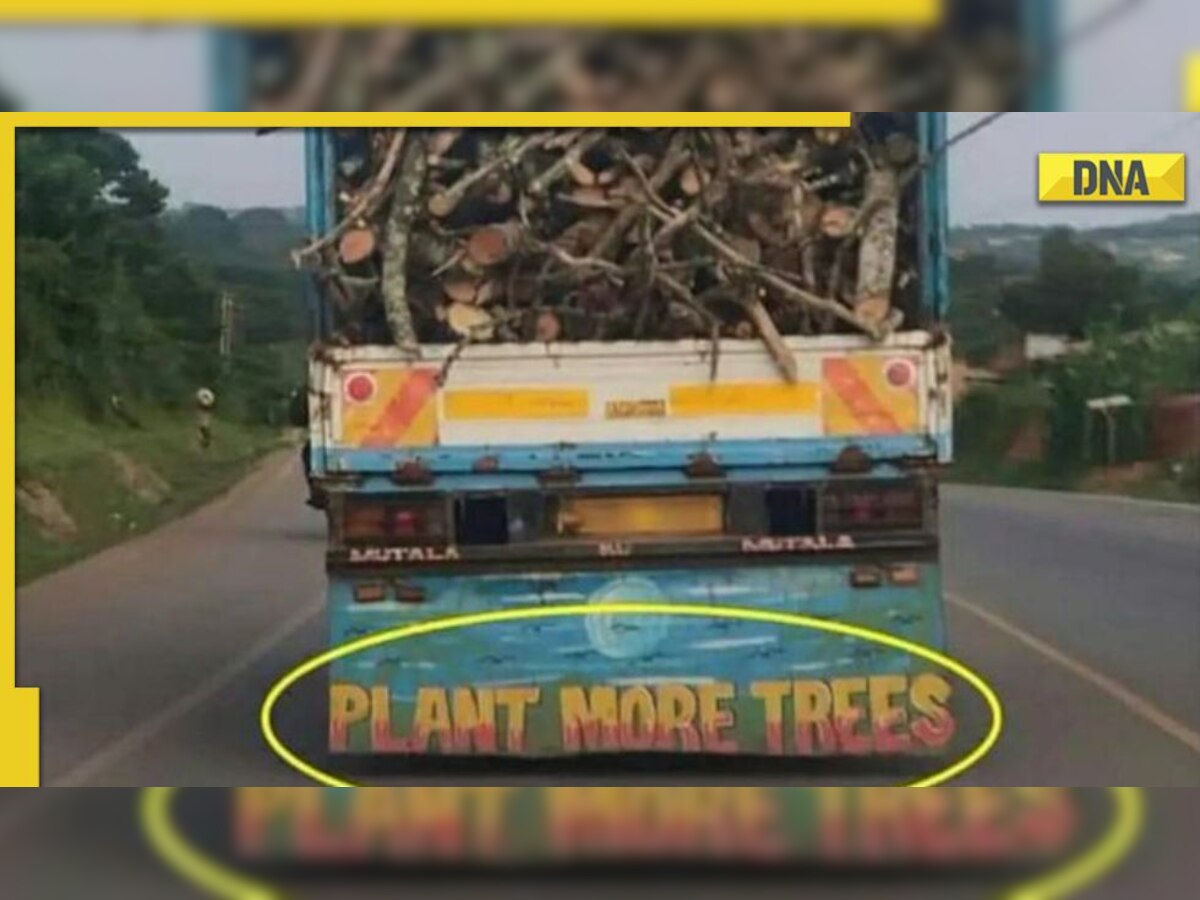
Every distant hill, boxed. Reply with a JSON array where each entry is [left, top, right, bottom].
[[952, 214, 1200, 281], [163, 204, 309, 346]]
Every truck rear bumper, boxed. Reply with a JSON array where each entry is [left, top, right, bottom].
[[327, 558, 951, 757]]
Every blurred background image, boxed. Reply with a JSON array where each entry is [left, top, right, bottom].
[[222, 8, 1042, 113], [0, 1, 1197, 112], [1, 788, 1198, 899]]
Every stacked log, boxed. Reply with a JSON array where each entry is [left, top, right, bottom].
[[295, 123, 923, 381]]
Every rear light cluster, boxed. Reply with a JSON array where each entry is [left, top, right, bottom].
[[335, 479, 926, 553], [342, 499, 447, 544], [821, 482, 924, 533]]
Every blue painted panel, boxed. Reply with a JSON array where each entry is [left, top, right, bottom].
[[328, 562, 947, 754], [319, 434, 938, 477], [918, 112, 950, 319], [1024, 0, 1062, 110], [327, 462, 916, 494], [206, 30, 245, 112]]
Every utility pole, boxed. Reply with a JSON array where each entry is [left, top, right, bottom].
[[218, 290, 236, 364]]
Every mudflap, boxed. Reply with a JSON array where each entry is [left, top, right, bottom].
[[327, 561, 954, 758]]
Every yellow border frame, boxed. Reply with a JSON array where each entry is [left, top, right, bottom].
[[0, 111, 850, 787], [140, 786, 1146, 900], [0, 117, 39, 787], [1186, 53, 1200, 112], [0, 1, 942, 26]]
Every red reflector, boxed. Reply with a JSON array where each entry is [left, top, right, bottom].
[[345, 373, 376, 404], [353, 583, 388, 604], [885, 358, 917, 389]]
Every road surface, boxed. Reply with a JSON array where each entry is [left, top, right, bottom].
[[15, 452, 1200, 787]]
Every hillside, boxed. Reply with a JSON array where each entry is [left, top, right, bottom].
[[162, 204, 309, 348], [15, 131, 305, 582], [952, 214, 1200, 280]]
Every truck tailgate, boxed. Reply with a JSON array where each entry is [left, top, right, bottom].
[[311, 332, 951, 475]]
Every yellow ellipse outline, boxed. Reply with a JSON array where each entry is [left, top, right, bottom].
[[140, 785, 1146, 900], [260, 602, 999, 787]]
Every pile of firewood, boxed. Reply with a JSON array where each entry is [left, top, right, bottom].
[[296, 124, 923, 382], [244, 17, 1027, 113]]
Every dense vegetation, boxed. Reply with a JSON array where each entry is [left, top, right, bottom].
[[16, 128, 308, 423], [951, 226, 1199, 364], [950, 224, 1200, 500]]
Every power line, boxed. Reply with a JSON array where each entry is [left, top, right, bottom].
[[928, 0, 1154, 168]]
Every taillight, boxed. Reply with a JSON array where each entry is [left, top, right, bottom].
[[391, 509, 419, 537], [822, 481, 924, 532], [342, 498, 447, 543]]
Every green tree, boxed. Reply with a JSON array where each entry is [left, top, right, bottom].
[[17, 128, 308, 424], [949, 253, 1021, 365], [999, 228, 1143, 338], [16, 130, 193, 412]]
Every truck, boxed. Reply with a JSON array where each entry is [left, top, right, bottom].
[[298, 117, 957, 759]]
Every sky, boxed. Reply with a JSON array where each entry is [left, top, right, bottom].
[[119, 114, 1200, 229], [0, 0, 1197, 226]]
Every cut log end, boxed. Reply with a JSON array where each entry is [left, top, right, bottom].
[[427, 191, 456, 218], [466, 222, 523, 268], [443, 276, 484, 305], [338, 227, 377, 265], [534, 310, 563, 343], [446, 302, 495, 340]]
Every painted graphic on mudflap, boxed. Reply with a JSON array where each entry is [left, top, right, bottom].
[[329, 564, 952, 757]]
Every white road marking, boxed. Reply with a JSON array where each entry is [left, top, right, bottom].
[[946, 590, 1200, 757], [46, 594, 323, 787]]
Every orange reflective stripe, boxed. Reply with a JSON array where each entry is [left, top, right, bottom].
[[823, 358, 902, 435], [362, 370, 438, 448]]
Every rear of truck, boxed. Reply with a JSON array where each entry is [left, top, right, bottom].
[[306, 117, 954, 759]]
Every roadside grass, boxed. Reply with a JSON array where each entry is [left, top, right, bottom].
[[15, 401, 289, 585]]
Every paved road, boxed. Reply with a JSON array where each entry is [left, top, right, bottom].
[[15, 454, 1200, 786]]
